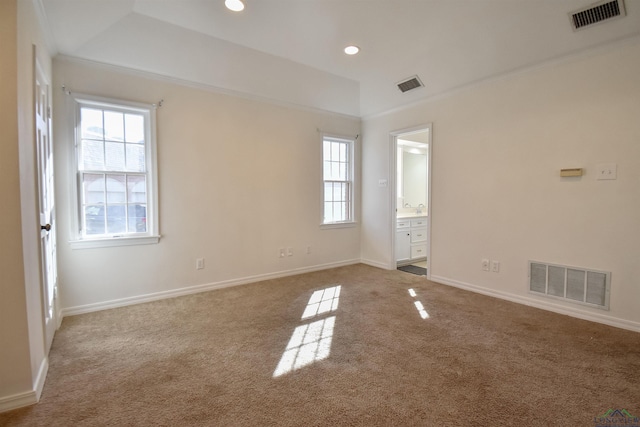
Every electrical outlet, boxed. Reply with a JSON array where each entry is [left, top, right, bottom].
[[481, 259, 490, 271], [279, 248, 286, 258], [596, 163, 617, 180], [306, 245, 311, 255], [491, 260, 500, 273], [287, 247, 293, 257], [196, 258, 204, 270]]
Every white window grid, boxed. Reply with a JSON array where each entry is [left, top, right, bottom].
[[72, 95, 158, 245], [322, 137, 353, 224]]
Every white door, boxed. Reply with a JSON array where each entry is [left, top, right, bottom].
[[35, 56, 58, 352]]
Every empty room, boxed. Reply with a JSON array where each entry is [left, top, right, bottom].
[[2, 0, 640, 425]]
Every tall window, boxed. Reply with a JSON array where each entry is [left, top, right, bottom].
[[72, 95, 158, 247], [322, 136, 354, 225]]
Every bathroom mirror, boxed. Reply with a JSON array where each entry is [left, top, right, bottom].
[[402, 150, 427, 207], [397, 132, 428, 212]]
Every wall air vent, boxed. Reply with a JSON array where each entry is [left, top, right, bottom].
[[569, 0, 626, 31], [397, 76, 424, 93], [529, 261, 611, 310]]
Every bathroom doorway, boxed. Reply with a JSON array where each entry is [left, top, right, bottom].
[[390, 125, 432, 278]]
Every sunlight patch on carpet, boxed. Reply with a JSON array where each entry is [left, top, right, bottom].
[[273, 316, 335, 377], [301, 285, 341, 320], [408, 288, 429, 319], [273, 285, 342, 377], [414, 301, 429, 319]]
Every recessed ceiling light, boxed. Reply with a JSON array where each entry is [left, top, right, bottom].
[[344, 45, 360, 55], [225, 0, 244, 12]]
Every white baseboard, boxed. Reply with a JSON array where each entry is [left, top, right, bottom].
[[360, 258, 393, 270], [61, 259, 361, 317], [431, 275, 640, 333], [0, 390, 37, 414], [0, 358, 48, 414], [34, 357, 49, 401]]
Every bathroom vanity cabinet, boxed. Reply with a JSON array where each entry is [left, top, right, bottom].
[[396, 216, 427, 264]]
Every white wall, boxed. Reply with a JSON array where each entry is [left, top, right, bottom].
[[361, 38, 640, 329], [0, 0, 32, 402], [53, 58, 361, 312], [1, 0, 52, 411]]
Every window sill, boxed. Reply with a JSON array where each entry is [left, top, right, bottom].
[[69, 235, 161, 250], [320, 221, 357, 230]]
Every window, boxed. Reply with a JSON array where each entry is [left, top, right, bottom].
[[322, 136, 354, 226], [70, 95, 159, 248]]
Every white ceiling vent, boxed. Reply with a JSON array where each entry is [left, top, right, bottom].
[[397, 76, 424, 93], [569, 0, 626, 31]]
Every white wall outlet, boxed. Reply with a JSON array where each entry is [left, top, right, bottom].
[[279, 248, 286, 258], [287, 247, 293, 257], [196, 258, 204, 270], [306, 245, 311, 254], [596, 163, 617, 180], [491, 261, 500, 273], [481, 259, 490, 271]]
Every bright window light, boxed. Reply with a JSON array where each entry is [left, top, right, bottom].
[[273, 316, 335, 377], [301, 285, 341, 319], [225, 0, 244, 12], [344, 45, 360, 55], [322, 136, 354, 224], [414, 301, 429, 319], [273, 285, 343, 377], [408, 288, 429, 319]]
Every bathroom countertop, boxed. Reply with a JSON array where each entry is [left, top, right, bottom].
[[396, 213, 428, 219]]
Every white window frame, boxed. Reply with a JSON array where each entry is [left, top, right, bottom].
[[68, 94, 160, 249], [321, 134, 356, 228]]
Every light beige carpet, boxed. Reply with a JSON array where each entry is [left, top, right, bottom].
[[2, 264, 639, 426]]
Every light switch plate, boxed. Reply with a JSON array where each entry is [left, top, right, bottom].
[[596, 163, 617, 180]]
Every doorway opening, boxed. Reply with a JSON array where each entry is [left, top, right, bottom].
[[390, 125, 432, 279]]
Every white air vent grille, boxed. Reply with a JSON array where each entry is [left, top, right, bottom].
[[529, 261, 611, 309], [570, 0, 626, 30], [397, 76, 424, 93]]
